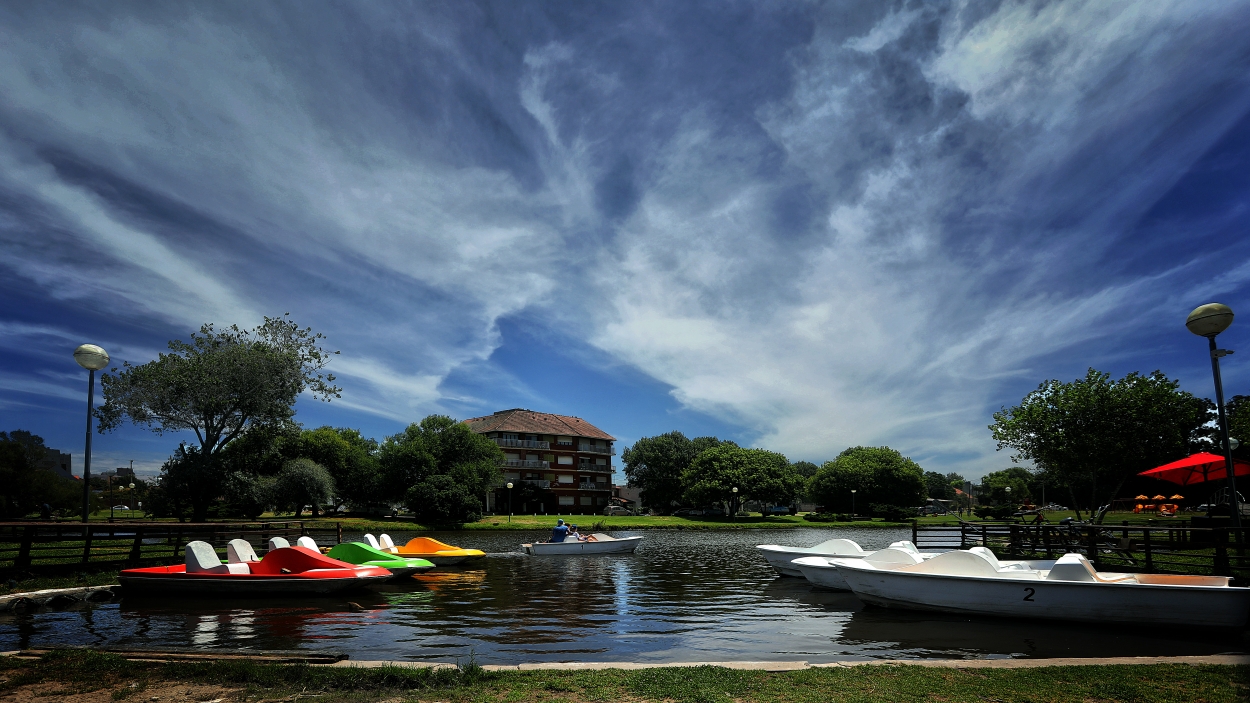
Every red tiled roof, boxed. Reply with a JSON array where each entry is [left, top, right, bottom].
[[463, 409, 615, 441]]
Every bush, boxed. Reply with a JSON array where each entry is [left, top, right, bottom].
[[803, 512, 838, 522], [870, 503, 918, 522], [223, 472, 276, 519], [405, 474, 482, 526], [974, 505, 1015, 520], [274, 458, 335, 517]]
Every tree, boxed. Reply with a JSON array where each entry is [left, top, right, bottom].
[[924, 471, 954, 500], [223, 471, 276, 519], [990, 369, 1211, 520], [378, 415, 504, 511], [1225, 395, 1249, 461], [150, 444, 222, 522], [286, 426, 383, 512], [622, 432, 737, 513], [791, 461, 820, 478], [808, 446, 926, 514], [406, 474, 483, 525], [0, 430, 82, 518], [274, 458, 335, 518], [980, 467, 1034, 506], [682, 446, 803, 512], [98, 314, 339, 459]]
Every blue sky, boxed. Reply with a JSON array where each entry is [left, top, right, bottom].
[[2, 1, 1249, 481]]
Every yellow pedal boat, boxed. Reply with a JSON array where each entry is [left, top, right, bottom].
[[392, 536, 485, 566]]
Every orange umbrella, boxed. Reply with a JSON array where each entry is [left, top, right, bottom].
[[1135, 494, 1149, 500], [1169, 494, 1184, 500], [1152, 494, 1167, 500]]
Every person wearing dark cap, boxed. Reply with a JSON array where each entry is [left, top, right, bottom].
[[550, 519, 569, 543]]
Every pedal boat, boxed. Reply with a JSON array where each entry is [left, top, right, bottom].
[[388, 536, 486, 565], [834, 547, 1250, 627], [757, 538, 873, 577], [119, 540, 391, 596], [789, 541, 950, 589], [523, 533, 642, 555], [326, 541, 435, 580]]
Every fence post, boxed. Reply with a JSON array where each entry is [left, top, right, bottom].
[[1043, 525, 1052, 559], [1142, 528, 1152, 573], [129, 527, 144, 563], [912, 520, 918, 546], [81, 525, 93, 564], [1215, 528, 1230, 576], [1008, 524, 1017, 557], [337, 522, 343, 545], [1086, 526, 1099, 568], [15, 525, 34, 569]]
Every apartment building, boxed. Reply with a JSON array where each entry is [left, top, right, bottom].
[[463, 409, 615, 514]]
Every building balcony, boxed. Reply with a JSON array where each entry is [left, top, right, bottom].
[[578, 482, 611, 491], [519, 479, 550, 489], [493, 438, 550, 449], [503, 459, 550, 469], [578, 465, 612, 474], [578, 443, 615, 455]]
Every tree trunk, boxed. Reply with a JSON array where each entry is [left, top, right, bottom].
[[1068, 486, 1083, 521], [311, 504, 320, 519]]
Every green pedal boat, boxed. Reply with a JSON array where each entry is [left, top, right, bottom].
[[327, 542, 436, 580]]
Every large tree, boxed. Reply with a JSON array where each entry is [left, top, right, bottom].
[[808, 446, 926, 514], [285, 426, 383, 513], [990, 369, 1211, 521], [621, 432, 736, 513], [683, 446, 804, 512], [98, 315, 339, 458], [378, 415, 504, 518]]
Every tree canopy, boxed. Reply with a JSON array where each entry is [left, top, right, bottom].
[[621, 432, 736, 512], [807, 446, 926, 514], [0, 430, 83, 518], [990, 368, 1210, 519], [378, 415, 504, 523], [97, 315, 339, 456]]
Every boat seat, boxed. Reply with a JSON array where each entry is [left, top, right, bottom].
[[811, 538, 866, 556], [968, 547, 1003, 570], [379, 534, 399, 553], [185, 541, 250, 574], [1045, 554, 1136, 583], [886, 541, 921, 555], [865, 547, 924, 566], [903, 549, 1039, 578], [364, 534, 382, 549], [226, 539, 260, 563], [268, 537, 291, 551], [296, 536, 319, 550]]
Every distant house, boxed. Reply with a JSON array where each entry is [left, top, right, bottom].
[[464, 409, 615, 515], [38, 448, 73, 480], [612, 484, 642, 512]]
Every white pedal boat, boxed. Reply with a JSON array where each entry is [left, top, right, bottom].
[[523, 533, 642, 555], [757, 538, 872, 577], [835, 547, 1250, 627], [790, 541, 954, 590]]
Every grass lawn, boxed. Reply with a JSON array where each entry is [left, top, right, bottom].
[[1, 649, 1243, 703], [301, 514, 914, 532]]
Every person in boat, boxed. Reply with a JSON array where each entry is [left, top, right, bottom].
[[550, 519, 569, 543], [569, 524, 586, 542]]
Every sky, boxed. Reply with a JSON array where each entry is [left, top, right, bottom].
[[2, 0, 1250, 482]]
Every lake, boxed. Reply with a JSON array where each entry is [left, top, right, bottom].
[[2, 528, 1245, 663]]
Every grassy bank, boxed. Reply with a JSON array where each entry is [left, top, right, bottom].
[[305, 514, 914, 532], [0, 570, 120, 595], [1, 649, 1243, 703]]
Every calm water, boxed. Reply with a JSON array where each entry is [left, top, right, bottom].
[[2, 528, 1246, 663]]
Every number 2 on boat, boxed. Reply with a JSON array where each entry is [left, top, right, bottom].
[[1023, 587, 1035, 602]]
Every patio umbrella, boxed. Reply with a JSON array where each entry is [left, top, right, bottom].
[[1135, 494, 1149, 500], [1138, 452, 1250, 486], [1170, 494, 1184, 500], [1152, 494, 1167, 501]]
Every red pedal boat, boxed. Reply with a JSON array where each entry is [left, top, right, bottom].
[[120, 540, 391, 596]]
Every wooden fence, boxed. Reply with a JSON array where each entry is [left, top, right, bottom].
[[913, 520, 1248, 576], [0, 521, 343, 574]]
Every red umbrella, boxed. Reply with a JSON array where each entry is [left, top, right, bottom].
[[1138, 452, 1250, 486]]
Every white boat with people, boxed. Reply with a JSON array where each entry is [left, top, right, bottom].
[[833, 546, 1250, 627], [523, 519, 642, 555]]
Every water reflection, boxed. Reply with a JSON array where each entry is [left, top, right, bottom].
[[0, 528, 1245, 662]]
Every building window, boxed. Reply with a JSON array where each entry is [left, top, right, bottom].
[[559, 496, 575, 506], [596, 458, 606, 465], [558, 474, 574, 484], [557, 456, 573, 465], [580, 496, 594, 506], [504, 433, 517, 440], [557, 436, 573, 445]]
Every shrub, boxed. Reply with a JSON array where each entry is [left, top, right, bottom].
[[870, 503, 918, 522], [405, 474, 482, 526], [274, 458, 335, 517], [974, 505, 1015, 520], [803, 512, 838, 522]]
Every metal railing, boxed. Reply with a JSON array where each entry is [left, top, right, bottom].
[[503, 459, 550, 468], [519, 479, 551, 489], [912, 520, 1249, 577], [578, 444, 615, 455], [578, 482, 610, 491], [0, 521, 342, 574], [493, 438, 550, 449]]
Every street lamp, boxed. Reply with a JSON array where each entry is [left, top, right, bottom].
[[731, 486, 738, 521], [506, 482, 513, 523], [1187, 303, 1241, 528], [851, 488, 857, 518], [1005, 485, 1012, 509], [74, 344, 109, 523], [128, 482, 135, 519]]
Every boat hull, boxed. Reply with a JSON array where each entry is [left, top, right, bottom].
[[838, 566, 1250, 627], [792, 556, 860, 590], [119, 572, 391, 596], [524, 536, 642, 555], [757, 547, 841, 577]]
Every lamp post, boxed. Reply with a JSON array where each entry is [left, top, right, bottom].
[[1187, 303, 1241, 528], [108, 474, 114, 520], [731, 486, 738, 521], [1005, 485, 1012, 510], [851, 488, 857, 518], [128, 482, 135, 519], [506, 482, 513, 523], [74, 344, 109, 523]]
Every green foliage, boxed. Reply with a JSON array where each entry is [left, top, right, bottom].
[[990, 368, 1211, 519], [807, 446, 926, 513], [405, 474, 483, 525], [97, 315, 339, 456], [222, 471, 276, 519], [681, 446, 802, 509], [1227, 394, 1249, 461], [287, 426, 384, 511], [868, 503, 918, 521], [0, 430, 82, 518], [379, 415, 503, 504], [980, 466, 1034, 506], [622, 432, 736, 512], [274, 458, 335, 517], [790, 461, 819, 477], [923, 470, 954, 500], [150, 444, 223, 522], [219, 420, 300, 476]]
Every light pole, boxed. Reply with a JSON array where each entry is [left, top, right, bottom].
[[108, 474, 114, 520], [128, 482, 135, 519], [1187, 303, 1241, 528], [506, 482, 513, 523], [731, 486, 738, 521], [74, 344, 109, 523], [851, 489, 857, 518]]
